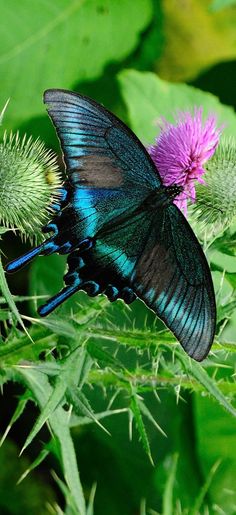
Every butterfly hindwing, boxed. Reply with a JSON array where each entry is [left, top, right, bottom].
[[68, 199, 215, 361], [131, 204, 216, 361]]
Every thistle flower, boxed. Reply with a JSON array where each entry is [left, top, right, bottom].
[[192, 139, 236, 235], [0, 131, 61, 241], [148, 108, 221, 214]]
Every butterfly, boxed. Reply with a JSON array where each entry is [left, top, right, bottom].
[[5, 89, 216, 361]]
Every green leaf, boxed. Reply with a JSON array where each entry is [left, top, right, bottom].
[[130, 392, 154, 465], [118, 69, 236, 144], [52, 471, 80, 515], [66, 387, 110, 434], [138, 399, 167, 438], [0, 438, 56, 512], [20, 368, 68, 454], [0, 256, 31, 339], [0, 98, 9, 125], [217, 299, 236, 325], [17, 448, 49, 484], [69, 408, 128, 427], [211, 231, 236, 256], [190, 460, 220, 515], [211, 262, 236, 290], [0, 0, 152, 131], [86, 483, 97, 515], [0, 392, 30, 447], [0, 226, 11, 235], [157, 0, 236, 81], [27, 315, 78, 339], [87, 338, 124, 369], [210, 0, 236, 11], [162, 454, 178, 515], [177, 351, 236, 418], [194, 396, 236, 512], [21, 346, 87, 453], [17, 366, 86, 515]]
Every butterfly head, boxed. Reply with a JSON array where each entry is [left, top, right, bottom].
[[165, 184, 184, 200]]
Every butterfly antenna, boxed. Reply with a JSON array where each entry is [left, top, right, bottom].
[[5, 239, 56, 273], [38, 283, 80, 317]]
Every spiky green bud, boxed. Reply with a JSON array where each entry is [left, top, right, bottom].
[[0, 131, 61, 241], [192, 139, 236, 238]]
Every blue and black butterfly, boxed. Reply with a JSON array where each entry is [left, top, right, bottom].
[[6, 89, 216, 361]]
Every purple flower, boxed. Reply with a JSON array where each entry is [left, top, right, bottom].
[[148, 108, 221, 214]]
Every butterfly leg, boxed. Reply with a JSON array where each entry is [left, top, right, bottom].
[[5, 238, 59, 273], [38, 280, 82, 316], [38, 248, 103, 316]]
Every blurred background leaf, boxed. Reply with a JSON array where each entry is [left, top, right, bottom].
[[118, 68, 236, 144], [211, 0, 236, 11], [156, 0, 236, 82], [0, 0, 152, 132]]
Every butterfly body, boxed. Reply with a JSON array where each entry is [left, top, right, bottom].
[[5, 89, 216, 361]]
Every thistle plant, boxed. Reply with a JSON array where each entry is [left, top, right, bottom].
[[192, 139, 236, 235], [148, 107, 236, 239], [1, 101, 236, 514], [0, 122, 61, 242], [148, 108, 221, 215]]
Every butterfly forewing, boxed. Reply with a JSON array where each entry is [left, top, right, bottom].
[[44, 89, 161, 190], [43, 89, 162, 242]]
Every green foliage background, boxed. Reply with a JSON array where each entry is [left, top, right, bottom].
[[0, 0, 236, 514]]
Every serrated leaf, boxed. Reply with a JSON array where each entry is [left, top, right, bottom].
[[27, 315, 78, 339], [69, 408, 128, 427], [76, 348, 93, 388], [130, 392, 154, 465], [20, 370, 67, 454], [0, 392, 30, 447], [66, 387, 110, 434], [17, 448, 49, 484], [86, 338, 124, 369], [118, 69, 236, 145], [0, 0, 152, 132], [20, 347, 86, 452], [138, 398, 167, 438], [18, 366, 86, 515], [177, 351, 236, 418], [0, 256, 31, 339]]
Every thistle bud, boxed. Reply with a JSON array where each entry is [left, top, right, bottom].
[[192, 139, 236, 236], [0, 131, 61, 241]]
